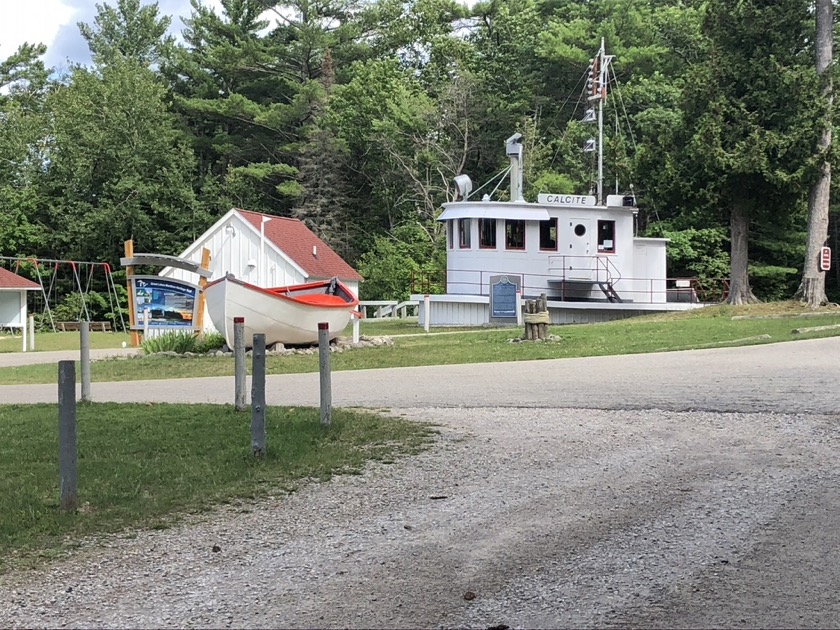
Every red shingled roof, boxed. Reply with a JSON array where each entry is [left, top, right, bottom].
[[238, 210, 363, 282], [0, 267, 41, 290]]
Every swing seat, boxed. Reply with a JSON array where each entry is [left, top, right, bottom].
[[56, 321, 113, 332]]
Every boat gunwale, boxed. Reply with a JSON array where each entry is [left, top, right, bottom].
[[204, 275, 359, 310]]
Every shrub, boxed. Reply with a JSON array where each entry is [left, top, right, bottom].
[[141, 331, 199, 354], [194, 332, 226, 353]]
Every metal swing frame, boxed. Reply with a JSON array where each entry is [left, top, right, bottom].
[[0, 256, 127, 333]]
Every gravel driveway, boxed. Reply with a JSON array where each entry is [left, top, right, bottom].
[[2, 337, 840, 628]]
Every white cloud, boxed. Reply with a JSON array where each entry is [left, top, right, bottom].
[[0, 0, 78, 59], [0, 0, 227, 69]]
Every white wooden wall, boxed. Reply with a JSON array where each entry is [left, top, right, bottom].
[[161, 213, 361, 334], [0, 291, 24, 327]]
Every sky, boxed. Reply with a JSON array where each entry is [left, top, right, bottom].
[[0, 0, 225, 70]]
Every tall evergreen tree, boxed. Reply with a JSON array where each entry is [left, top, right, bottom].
[[78, 0, 174, 67], [294, 51, 357, 259], [677, 0, 818, 304], [42, 2, 202, 263], [165, 0, 304, 216], [0, 44, 51, 256], [795, 0, 833, 306], [44, 60, 202, 263]]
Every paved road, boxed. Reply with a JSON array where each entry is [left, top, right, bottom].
[[1, 336, 838, 415]]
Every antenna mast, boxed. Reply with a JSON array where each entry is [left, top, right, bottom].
[[586, 38, 613, 205]]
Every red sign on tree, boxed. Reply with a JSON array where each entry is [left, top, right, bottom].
[[820, 246, 832, 271]]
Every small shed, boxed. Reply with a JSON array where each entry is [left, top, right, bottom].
[[161, 208, 364, 332], [0, 267, 41, 351]]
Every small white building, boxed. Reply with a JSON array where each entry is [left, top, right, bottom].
[[0, 267, 40, 351], [161, 208, 363, 331]]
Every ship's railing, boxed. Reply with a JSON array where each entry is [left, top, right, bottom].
[[412, 265, 729, 306]]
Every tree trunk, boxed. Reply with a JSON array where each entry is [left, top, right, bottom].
[[726, 201, 759, 305], [795, 0, 833, 308]]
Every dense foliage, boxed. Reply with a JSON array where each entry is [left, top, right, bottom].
[[0, 0, 836, 302]]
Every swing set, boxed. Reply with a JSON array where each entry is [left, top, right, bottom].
[[0, 256, 127, 333]]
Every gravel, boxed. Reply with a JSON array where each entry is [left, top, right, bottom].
[[3, 405, 840, 629]]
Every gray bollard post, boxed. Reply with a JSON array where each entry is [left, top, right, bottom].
[[250, 333, 266, 457], [233, 317, 246, 411], [318, 322, 332, 427], [58, 360, 78, 512], [80, 320, 91, 403]]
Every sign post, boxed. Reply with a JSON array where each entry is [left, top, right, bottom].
[[194, 247, 212, 333], [124, 240, 141, 347]]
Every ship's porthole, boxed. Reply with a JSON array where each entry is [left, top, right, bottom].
[[574, 224, 586, 237]]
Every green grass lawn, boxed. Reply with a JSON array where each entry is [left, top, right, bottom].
[[0, 403, 434, 571], [0, 331, 132, 353], [1, 302, 839, 385], [0, 319, 430, 355]]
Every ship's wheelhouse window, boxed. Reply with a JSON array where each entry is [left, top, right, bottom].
[[505, 220, 525, 250], [458, 218, 471, 248], [597, 220, 615, 253], [540, 218, 557, 250], [479, 218, 497, 248]]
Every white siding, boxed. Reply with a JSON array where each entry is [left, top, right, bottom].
[[159, 212, 361, 334], [161, 215, 307, 288], [0, 291, 23, 327], [413, 294, 700, 328], [631, 239, 667, 303], [161, 214, 308, 333], [418, 300, 488, 327], [444, 205, 639, 299]]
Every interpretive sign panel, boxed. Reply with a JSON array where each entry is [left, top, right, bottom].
[[129, 276, 199, 330], [489, 275, 522, 324]]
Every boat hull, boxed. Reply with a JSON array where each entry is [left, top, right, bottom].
[[204, 276, 358, 348]]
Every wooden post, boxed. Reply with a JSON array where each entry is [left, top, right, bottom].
[[523, 297, 549, 341], [539, 293, 548, 340], [124, 239, 140, 348], [80, 321, 91, 403], [58, 361, 77, 512], [234, 317, 246, 411], [250, 333, 266, 457], [352, 307, 360, 343], [29, 315, 35, 351], [318, 322, 332, 427], [529, 300, 536, 340], [194, 247, 211, 335]]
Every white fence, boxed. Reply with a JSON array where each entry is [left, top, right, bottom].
[[358, 300, 418, 319]]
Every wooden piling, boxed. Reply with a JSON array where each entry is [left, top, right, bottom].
[[523, 293, 549, 341]]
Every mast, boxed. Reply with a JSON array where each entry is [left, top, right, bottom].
[[587, 38, 613, 205]]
